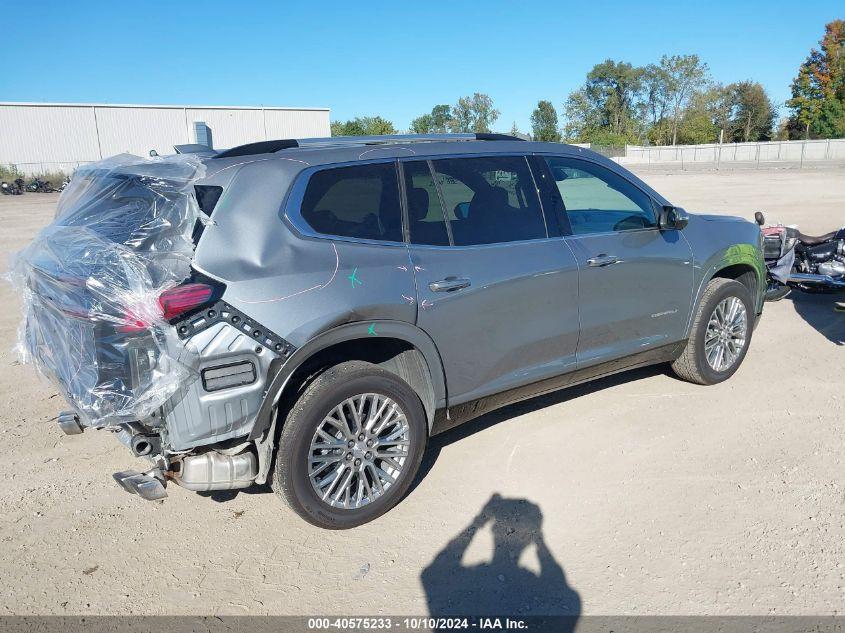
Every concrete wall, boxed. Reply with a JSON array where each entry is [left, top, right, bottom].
[[0, 102, 331, 174], [616, 138, 845, 168]]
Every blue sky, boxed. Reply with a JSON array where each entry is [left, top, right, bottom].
[[1, 0, 841, 132]]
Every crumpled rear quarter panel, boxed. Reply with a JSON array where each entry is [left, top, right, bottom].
[[192, 159, 418, 348]]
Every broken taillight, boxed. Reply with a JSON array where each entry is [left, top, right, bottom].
[[158, 283, 215, 321], [116, 282, 215, 333]]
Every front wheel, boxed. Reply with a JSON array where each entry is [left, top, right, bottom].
[[273, 360, 427, 529], [671, 278, 754, 385]]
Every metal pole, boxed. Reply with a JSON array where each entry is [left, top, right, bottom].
[[755, 144, 760, 169], [92, 106, 103, 160], [800, 140, 806, 168]]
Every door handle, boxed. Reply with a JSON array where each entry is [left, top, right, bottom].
[[429, 277, 471, 292], [586, 254, 620, 267]]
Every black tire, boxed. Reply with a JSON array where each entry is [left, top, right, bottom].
[[272, 360, 427, 529], [671, 278, 754, 385], [764, 282, 790, 302]]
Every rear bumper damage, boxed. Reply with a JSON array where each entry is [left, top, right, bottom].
[[59, 411, 262, 499], [13, 153, 293, 501]]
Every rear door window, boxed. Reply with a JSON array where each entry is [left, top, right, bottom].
[[300, 162, 402, 242], [429, 156, 546, 246]]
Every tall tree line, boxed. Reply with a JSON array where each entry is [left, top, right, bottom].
[[331, 19, 843, 144], [786, 19, 845, 139], [563, 55, 776, 146]]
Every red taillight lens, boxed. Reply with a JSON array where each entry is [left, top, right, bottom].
[[158, 283, 214, 321]]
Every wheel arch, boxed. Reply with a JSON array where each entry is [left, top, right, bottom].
[[249, 320, 447, 443], [687, 244, 766, 337], [712, 262, 759, 297]]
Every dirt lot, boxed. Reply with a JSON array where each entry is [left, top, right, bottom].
[[1, 166, 844, 616]]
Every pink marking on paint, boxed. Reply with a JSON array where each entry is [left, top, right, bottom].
[[233, 243, 340, 304]]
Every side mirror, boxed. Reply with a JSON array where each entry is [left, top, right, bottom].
[[659, 205, 689, 231]]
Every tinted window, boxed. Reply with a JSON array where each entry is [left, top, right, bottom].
[[545, 157, 655, 235], [403, 161, 450, 246], [300, 163, 402, 242], [430, 156, 546, 246]]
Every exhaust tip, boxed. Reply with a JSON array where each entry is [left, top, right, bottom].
[[131, 436, 153, 456], [57, 411, 84, 435], [112, 470, 168, 501]]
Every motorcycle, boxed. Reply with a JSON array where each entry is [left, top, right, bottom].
[[26, 177, 55, 193], [755, 211, 845, 300], [1, 178, 24, 195]]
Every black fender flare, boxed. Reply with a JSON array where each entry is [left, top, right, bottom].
[[248, 320, 447, 440]]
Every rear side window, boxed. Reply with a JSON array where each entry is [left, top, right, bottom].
[[430, 156, 546, 246], [300, 163, 402, 242], [402, 161, 450, 246], [195, 185, 223, 216]]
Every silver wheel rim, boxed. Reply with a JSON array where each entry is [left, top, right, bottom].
[[308, 393, 410, 509], [704, 296, 748, 372]]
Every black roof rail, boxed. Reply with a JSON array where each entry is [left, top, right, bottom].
[[475, 132, 525, 141], [173, 143, 218, 155], [213, 132, 526, 159], [214, 139, 299, 159]]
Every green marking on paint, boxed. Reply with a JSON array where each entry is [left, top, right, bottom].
[[348, 267, 362, 288], [368, 323, 377, 336]]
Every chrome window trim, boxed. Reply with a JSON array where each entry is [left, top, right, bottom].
[[406, 235, 567, 251], [282, 158, 407, 247]]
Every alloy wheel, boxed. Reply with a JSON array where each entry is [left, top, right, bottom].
[[704, 296, 748, 372], [307, 393, 411, 509]]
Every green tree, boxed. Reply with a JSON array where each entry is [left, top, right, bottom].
[[409, 114, 433, 134], [530, 100, 561, 141], [410, 104, 453, 133], [727, 81, 776, 141], [675, 88, 721, 144], [563, 59, 646, 144], [451, 93, 499, 133], [655, 55, 710, 145], [787, 20, 845, 138], [642, 63, 672, 142], [331, 116, 397, 136]]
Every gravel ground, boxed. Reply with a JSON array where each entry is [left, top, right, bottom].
[[0, 165, 843, 616]]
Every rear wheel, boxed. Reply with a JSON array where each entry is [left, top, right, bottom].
[[273, 360, 427, 529], [672, 278, 754, 385]]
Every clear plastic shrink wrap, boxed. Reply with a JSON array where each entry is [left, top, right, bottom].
[[8, 154, 207, 428]]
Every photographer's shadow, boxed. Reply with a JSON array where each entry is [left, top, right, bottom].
[[421, 494, 580, 624]]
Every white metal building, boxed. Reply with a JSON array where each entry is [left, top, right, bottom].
[[0, 102, 331, 174]]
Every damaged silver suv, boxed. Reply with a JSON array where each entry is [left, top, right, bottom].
[[13, 134, 765, 528]]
